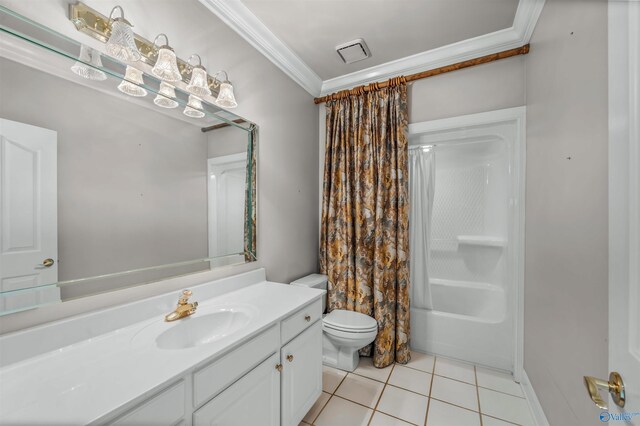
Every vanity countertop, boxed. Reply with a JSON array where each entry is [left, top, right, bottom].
[[0, 281, 324, 424]]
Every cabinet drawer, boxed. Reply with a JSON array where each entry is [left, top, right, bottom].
[[280, 299, 322, 344], [111, 380, 185, 426], [193, 325, 279, 407]]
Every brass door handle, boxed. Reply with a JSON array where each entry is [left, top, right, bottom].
[[275, 363, 283, 372], [287, 354, 294, 362], [584, 372, 625, 409], [37, 258, 55, 268]]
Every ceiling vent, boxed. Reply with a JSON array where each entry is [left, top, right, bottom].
[[336, 39, 371, 64]]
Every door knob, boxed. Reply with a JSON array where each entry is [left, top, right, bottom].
[[287, 354, 294, 362], [39, 258, 55, 268], [275, 363, 283, 372], [304, 315, 311, 322], [584, 372, 625, 409]]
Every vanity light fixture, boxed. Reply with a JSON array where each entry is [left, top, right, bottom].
[[69, 4, 240, 108], [151, 34, 181, 82], [71, 44, 107, 81], [104, 6, 141, 62], [212, 71, 237, 109], [186, 54, 211, 97], [183, 94, 205, 118], [117, 65, 147, 97], [153, 82, 179, 108]]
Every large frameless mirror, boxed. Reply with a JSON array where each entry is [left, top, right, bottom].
[[0, 5, 257, 315]]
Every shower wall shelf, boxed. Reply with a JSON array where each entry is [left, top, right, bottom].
[[456, 236, 506, 247]]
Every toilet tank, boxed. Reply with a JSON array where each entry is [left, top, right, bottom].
[[291, 274, 328, 312]]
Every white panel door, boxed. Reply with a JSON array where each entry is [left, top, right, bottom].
[[193, 353, 280, 426], [281, 321, 323, 426], [0, 118, 58, 308], [207, 153, 246, 258], [607, 0, 640, 422]]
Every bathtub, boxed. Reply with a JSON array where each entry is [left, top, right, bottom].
[[410, 278, 514, 372]]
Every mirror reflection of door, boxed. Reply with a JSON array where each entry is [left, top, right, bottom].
[[0, 118, 60, 312], [208, 153, 247, 260]]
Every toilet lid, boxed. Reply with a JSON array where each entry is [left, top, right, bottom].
[[323, 310, 378, 332]]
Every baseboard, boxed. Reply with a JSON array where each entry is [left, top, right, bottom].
[[520, 370, 550, 426]]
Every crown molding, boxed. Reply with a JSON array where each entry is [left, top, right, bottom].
[[200, 0, 545, 97], [197, 0, 323, 95]]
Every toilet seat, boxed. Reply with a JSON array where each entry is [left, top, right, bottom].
[[323, 310, 378, 333]]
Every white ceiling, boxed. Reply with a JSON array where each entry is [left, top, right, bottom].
[[241, 0, 519, 80], [197, 0, 545, 96]]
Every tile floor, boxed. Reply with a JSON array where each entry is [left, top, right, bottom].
[[300, 352, 536, 426]]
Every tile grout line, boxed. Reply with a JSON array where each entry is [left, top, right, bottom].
[[482, 412, 524, 425], [423, 354, 437, 426], [308, 393, 331, 425], [310, 395, 332, 425], [475, 365, 483, 426], [430, 372, 477, 386], [386, 382, 431, 398], [311, 371, 349, 425], [477, 384, 527, 399], [367, 362, 395, 425], [314, 357, 526, 426], [428, 396, 483, 415]]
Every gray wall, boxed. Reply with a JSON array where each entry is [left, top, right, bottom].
[[0, 58, 209, 299], [524, 0, 608, 424], [1, 0, 319, 333], [408, 55, 526, 122], [208, 126, 248, 158]]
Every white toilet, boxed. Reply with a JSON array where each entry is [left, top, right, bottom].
[[291, 274, 378, 372]]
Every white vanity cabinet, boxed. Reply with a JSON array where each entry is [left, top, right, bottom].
[[193, 353, 281, 426], [191, 299, 323, 426], [280, 320, 323, 426], [0, 274, 326, 426]]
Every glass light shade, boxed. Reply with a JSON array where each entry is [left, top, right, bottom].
[[71, 45, 107, 81], [186, 66, 211, 96], [153, 82, 178, 108], [152, 47, 182, 82], [214, 82, 238, 108], [183, 95, 205, 118], [105, 18, 141, 62], [118, 65, 147, 97]]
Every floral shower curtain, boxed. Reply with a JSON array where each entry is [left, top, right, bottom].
[[319, 79, 410, 368]]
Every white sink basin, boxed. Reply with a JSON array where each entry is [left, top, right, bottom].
[[132, 304, 257, 350], [157, 307, 254, 350]]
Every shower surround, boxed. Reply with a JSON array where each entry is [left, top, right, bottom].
[[408, 108, 525, 377]]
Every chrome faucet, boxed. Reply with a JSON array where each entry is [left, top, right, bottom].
[[165, 290, 198, 322]]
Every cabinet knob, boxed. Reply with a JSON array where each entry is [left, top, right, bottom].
[[287, 354, 294, 362], [304, 315, 311, 322], [275, 363, 283, 372]]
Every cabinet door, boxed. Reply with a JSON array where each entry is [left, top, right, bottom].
[[281, 320, 323, 426], [193, 353, 280, 426]]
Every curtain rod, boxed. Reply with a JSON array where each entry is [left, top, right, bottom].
[[314, 44, 530, 105], [201, 119, 247, 132]]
